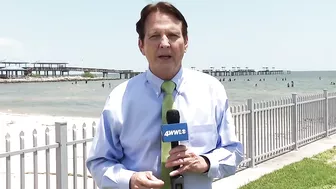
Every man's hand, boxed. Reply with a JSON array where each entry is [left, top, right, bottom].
[[165, 145, 210, 177], [129, 171, 164, 189]]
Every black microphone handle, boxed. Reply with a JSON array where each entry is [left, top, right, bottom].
[[171, 141, 179, 149], [171, 141, 180, 171]]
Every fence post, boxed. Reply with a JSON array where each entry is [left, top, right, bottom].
[[6, 134, 11, 189], [55, 122, 68, 189], [247, 99, 255, 168], [324, 89, 329, 137], [292, 93, 298, 150]]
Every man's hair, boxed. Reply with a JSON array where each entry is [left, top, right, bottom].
[[136, 1, 188, 41]]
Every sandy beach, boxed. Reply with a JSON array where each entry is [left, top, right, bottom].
[[0, 112, 99, 189]]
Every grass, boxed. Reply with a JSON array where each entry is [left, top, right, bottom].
[[239, 146, 336, 189]]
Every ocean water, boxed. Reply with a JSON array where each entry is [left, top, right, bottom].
[[0, 71, 335, 118]]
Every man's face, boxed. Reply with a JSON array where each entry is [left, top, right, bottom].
[[139, 11, 188, 80]]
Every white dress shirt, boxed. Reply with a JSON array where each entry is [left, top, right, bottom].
[[86, 67, 244, 189]]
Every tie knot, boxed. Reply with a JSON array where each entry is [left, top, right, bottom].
[[161, 80, 176, 94]]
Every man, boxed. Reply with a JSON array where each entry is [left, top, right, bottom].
[[86, 2, 244, 189]]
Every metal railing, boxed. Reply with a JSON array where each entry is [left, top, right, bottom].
[[0, 122, 97, 189], [233, 89, 336, 170], [1, 90, 335, 189]]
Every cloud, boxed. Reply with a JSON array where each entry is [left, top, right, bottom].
[[0, 38, 26, 61], [0, 37, 24, 49]]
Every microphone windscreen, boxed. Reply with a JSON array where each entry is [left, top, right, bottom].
[[166, 109, 180, 124]]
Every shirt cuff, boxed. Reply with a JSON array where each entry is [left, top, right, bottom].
[[119, 168, 136, 189], [102, 165, 135, 189], [201, 153, 219, 179]]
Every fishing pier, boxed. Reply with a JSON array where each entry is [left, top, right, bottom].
[[202, 68, 291, 77], [1, 61, 290, 80], [0, 62, 141, 79]]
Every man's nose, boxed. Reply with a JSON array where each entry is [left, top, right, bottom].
[[159, 35, 170, 48]]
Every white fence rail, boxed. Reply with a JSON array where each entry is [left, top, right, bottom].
[[1, 90, 336, 189], [233, 90, 336, 170]]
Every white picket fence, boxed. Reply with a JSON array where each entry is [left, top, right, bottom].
[[1, 90, 335, 189]]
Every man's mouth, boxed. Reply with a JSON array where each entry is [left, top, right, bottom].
[[158, 55, 172, 60]]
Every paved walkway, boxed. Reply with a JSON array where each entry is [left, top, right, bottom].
[[212, 133, 336, 189]]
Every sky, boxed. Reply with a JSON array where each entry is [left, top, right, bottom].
[[0, 0, 335, 72]]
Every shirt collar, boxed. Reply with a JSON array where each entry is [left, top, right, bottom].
[[145, 67, 184, 97]]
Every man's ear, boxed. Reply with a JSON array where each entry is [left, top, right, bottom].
[[184, 35, 188, 53], [138, 39, 145, 55]]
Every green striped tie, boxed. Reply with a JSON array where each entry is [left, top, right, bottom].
[[161, 80, 176, 189]]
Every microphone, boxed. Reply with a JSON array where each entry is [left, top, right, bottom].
[[162, 109, 189, 144], [166, 110, 181, 150], [162, 109, 188, 189]]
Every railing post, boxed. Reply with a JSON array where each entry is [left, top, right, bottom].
[[247, 99, 255, 168], [324, 89, 329, 137], [292, 93, 298, 150], [55, 122, 68, 189], [6, 134, 11, 189]]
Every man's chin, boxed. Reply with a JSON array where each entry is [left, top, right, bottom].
[[150, 61, 180, 78], [159, 62, 177, 70], [158, 58, 174, 64], [160, 66, 181, 80]]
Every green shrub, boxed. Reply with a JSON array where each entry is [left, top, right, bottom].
[[81, 72, 95, 78]]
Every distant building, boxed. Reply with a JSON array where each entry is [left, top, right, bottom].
[[0, 62, 29, 79]]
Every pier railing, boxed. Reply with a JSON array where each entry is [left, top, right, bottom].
[[0, 90, 335, 189]]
